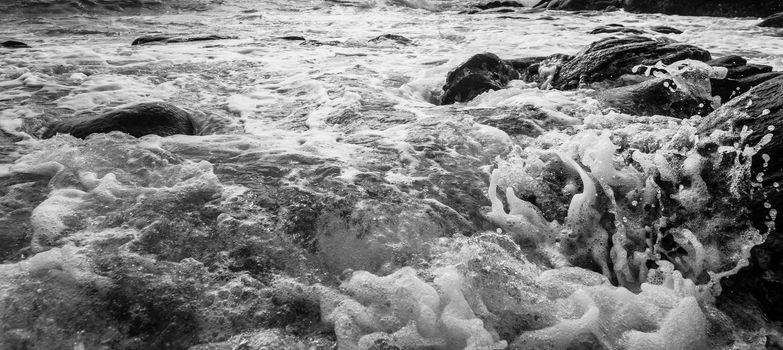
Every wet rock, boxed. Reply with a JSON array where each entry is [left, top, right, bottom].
[[624, 0, 783, 18], [42, 102, 196, 139], [368, 34, 412, 45], [504, 56, 550, 81], [550, 36, 711, 90], [697, 74, 783, 209], [131, 34, 236, 46], [1, 40, 30, 48], [725, 64, 773, 79], [545, 0, 621, 10], [697, 75, 783, 321], [759, 12, 783, 27], [597, 77, 712, 118], [473, 1, 526, 10], [649, 25, 683, 34], [278, 35, 306, 41], [708, 55, 781, 103], [589, 24, 645, 35], [707, 55, 747, 68], [441, 52, 519, 105]]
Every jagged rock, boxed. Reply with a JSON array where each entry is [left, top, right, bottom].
[[440, 53, 519, 105], [589, 24, 645, 35], [1, 40, 30, 48], [624, 0, 783, 18], [759, 12, 783, 27], [369, 34, 412, 45], [649, 25, 683, 34], [545, 0, 621, 10], [597, 77, 712, 118], [698, 75, 783, 321], [131, 34, 236, 46], [42, 102, 196, 139], [550, 36, 711, 90]]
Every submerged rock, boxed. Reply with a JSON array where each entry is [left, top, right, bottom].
[[368, 34, 412, 45], [42, 102, 196, 139], [597, 77, 712, 118], [131, 34, 236, 45], [624, 0, 783, 18], [1, 40, 30, 48], [759, 12, 783, 28], [440, 52, 519, 105]]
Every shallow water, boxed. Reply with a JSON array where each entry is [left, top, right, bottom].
[[2, 1, 783, 349]]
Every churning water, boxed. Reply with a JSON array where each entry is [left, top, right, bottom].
[[2, 0, 783, 349]]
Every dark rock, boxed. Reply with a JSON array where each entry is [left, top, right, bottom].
[[473, 1, 526, 10], [725, 64, 773, 79], [698, 75, 783, 322], [738, 71, 783, 88], [546, 0, 621, 10], [488, 8, 516, 12], [368, 34, 412, 45], [504, 56, 548, 80], [708, 55, 747, 68], [42, 102, 196, 139], [589, 24, 645, 35], [597, 77, 712, 118], [1, 40, 30, 48], [131, 34, 236, 46], [441, 53, 519, 105], [551, 36, 711, 90], [649, 25, 683, 34], [624, 0, 783, 18], [300, 40, 341, 46], [697, 75, 783, 190], [710, 72, 783, 106], [759, 12, 783, 27], [278, 36, 306, 41]]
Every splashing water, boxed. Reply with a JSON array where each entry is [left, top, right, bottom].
[[1, 0, 783, 349]]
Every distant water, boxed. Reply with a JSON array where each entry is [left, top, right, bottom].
[[2, 0, 783, 349]]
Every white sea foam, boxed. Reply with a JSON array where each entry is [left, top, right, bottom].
[[1, 3, 781, 349]]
